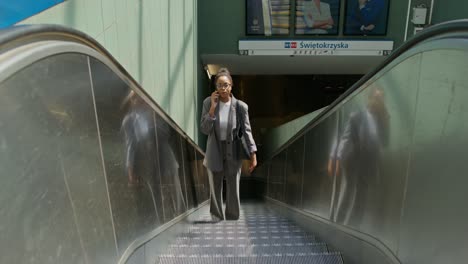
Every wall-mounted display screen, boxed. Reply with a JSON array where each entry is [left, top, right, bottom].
[[246, 0, 291, 35], [295, 0, 341, 35], [343, 0, 390, 35]]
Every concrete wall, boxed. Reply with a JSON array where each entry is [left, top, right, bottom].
[[20, 0, 200, 144]]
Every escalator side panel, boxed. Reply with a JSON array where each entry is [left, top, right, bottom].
[[261, 44, 468, 264], [0, 54, 118, 263], [302, 112, 340, 220], [284, 137, 305, 207], [397, 49, 468, 264], [90, 57, 164, 254], [323, 53, 423, 251]]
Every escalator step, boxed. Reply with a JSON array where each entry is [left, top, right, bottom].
[[167, 243, 328, 255], [193, 221, 294, 226], [190, 224, 301, 230], [186, 229, 309, 236], [197, 216, 291, 223], [157, 253, 343, 264], [188, 230, 306, 235], [155, 207, 343, 264], [175, 235, 320, 244]]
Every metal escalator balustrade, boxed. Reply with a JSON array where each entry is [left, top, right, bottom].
[[252, 19, 468, 264], [0, 25, 209, 264]]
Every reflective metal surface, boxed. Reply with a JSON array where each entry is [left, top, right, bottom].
[[283, 137, 305, 207], [0, 46, 209, 262], [0, 54, 117, 263], [267, 152, 287, 201], [90, 57, 164, 252], [183, 144, 198, 208], [256, 41, 468, 263], [155, 114, 187, 221], [397, 48, 468, 264], [194, 151, 210, 202], [303, 113, 340, 219]]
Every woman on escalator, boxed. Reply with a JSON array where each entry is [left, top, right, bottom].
[[200, 68, 257, 221]]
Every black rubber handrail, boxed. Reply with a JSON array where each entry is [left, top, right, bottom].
[[0, 24, 204, 154], [264, 19, 468, 160]]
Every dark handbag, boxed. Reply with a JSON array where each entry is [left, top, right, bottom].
[[236, 102, 251, 160]]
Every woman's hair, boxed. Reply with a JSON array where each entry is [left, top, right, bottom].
[[214, 67, 233, 84]]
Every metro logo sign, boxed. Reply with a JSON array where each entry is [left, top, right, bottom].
[[284, 42, 297, 49]]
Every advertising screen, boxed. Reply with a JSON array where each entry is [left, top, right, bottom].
[[247, 0, 291, 35], [295, 0, 341, 35]]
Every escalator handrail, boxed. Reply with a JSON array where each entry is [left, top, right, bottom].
[[0, 24, 204, 154], [263, 19, 468, 160]]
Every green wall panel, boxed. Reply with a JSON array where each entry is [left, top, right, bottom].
[[18, 0, 199, 144], [101, 0, 115, 30], [144, 0, 158, 99], [432, 0, 468, 24], [141, 0, 155, 98], [184, 0, 197, 140], [85, 0, 104, 38], [126, 0, 139, 83], [154, 0, 170, 111], [103, 23, 118, 59], [114, 0, 128, 64], [169, 0, 185, 126], [198, 0, 244, 54]]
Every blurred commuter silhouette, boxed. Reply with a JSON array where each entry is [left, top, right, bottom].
[[121, 93, 156, 187], [328, 87, 390, 226], [155, 116, 187, 219]]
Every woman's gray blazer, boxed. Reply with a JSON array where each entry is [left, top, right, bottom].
[[200, 95, 257, 172]]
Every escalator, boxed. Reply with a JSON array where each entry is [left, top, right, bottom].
[[1, 21, 468, 264], [151, 204, 342, 264]]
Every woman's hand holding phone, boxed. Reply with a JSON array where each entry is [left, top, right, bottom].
[[211, 91, 219, 104], [209, 91, 219, 118]]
